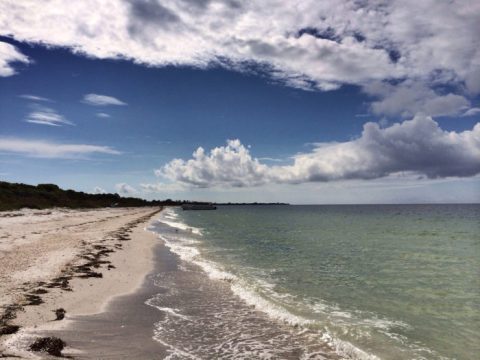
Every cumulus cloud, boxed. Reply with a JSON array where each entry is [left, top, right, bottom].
[[159, 139, 269, 188], [25, 106, 73, 126], [96, 112, 111, 118], [93, 186, 107, 194], [115, 183, 138, 195], [83, 94, 127, 106], [0, 1, 479, 116], [0, 41, 30, 76], [0, 138, 121, 158], [157, 115, 480, 188], [19, 94, 52, 102]]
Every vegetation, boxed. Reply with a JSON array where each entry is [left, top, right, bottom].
[[0, 181, 291, 211], [0, 181, 177, 211]]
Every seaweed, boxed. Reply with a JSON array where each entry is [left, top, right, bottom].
[[30, 288, 48, 295], [0, 305, 22, 322], [77, 271, 102, 279], [29, 337, 66, 357], [46, 276, 72, 291], [53, 308, 66, 321], [24, 294, 43, 306], [0, 324, 20, 335]]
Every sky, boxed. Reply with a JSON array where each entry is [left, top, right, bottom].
[[0, 0, 479, 204]]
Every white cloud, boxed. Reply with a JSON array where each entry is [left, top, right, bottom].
[[258, 157, 283, 162], [93, 186, 107, 194], [0, 1, 479, 116], [0, 138, 121, 158], [140, 182, 186, 193], [159, 139, 270, 188], [462, 107, 480, 117], [365, 80, 471, 118], [19, 94, 52, 102], [0, 41, 30, 76], [25, 106, 73, 126], [157, 115, 480, 188], [83, 93, 127, 106], [96, 112, 111, 118], [115, 182, 138, 195]]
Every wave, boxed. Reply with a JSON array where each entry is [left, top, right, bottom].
[[157, 213, 203, 236]]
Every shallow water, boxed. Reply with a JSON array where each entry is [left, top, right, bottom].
[[149, 204, 480, 359]]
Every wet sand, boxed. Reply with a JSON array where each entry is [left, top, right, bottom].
[[44, 243, 175, 359]]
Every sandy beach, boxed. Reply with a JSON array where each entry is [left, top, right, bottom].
[[0, 206, 162, 358]]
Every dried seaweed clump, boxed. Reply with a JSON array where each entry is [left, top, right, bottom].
[[29, 336, 66, 357]]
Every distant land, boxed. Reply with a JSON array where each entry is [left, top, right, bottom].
[[0, 181, 174, 211], [216, 202, 289, 206], [0, 182, 289, 211]]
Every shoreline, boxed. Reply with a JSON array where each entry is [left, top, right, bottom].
[[29, 210, 342, 359], [0, 206, 163, 358]]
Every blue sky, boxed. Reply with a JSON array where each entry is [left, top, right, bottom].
[[0, 1, 479, 203]]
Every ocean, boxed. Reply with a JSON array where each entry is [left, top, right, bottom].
[[148, 205, 480, 359]]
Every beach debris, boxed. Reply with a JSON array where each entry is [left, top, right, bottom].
[[46, 275, 72, 291], [24, 294, 44, 306], [30, 288, 48, 294], [0, 304, 22, 322], [53, 308, 66, 321], [78, 271, 103, 278], [0, 324, 20, 335], [0, 305, 23, 338], [0, 353, 22, 358], [29, 337, 66, 357]]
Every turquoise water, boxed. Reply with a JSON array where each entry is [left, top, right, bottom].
[[160, 205, 480, 359]]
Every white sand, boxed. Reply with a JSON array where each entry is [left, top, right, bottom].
[[0, 207, 163, 358]]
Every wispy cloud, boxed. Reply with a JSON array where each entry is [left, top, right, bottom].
[[96, 112, 111, 118], [0, 41, 30, 77], [25, 106, 73, 126], [83, 93, 127, 106], [19, 94, 52, 102], [0, 138, 121, 158], [157, 115, 480, 188], [462, 107, 480, 117]]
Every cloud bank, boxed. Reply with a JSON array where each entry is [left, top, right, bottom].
[[0, 138, 121, 158], [157, 115, 480, 188], [0, 1, 479, 116], [83, 93, 127, 106]]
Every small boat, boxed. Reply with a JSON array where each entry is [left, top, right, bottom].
[[181, 204, 217, 210]]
